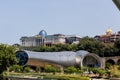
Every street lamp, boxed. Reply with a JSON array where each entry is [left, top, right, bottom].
[[112, 0, 120, 11]]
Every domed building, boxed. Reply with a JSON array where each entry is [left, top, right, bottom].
[[39, 30, 47, 37], [95, 28, 120, 43], [20, 30, 47, 47], [20, 30, 68, 47], [106, 28, 112, 36], [20, 29, 81, 47]]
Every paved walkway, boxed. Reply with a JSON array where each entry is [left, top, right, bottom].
[[90, 78, 109, 80]]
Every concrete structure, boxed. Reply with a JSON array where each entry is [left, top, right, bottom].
[[45, 34, 66, 47], [20, 30, 81, 47], [16, 50, 102, 68], [65, 35, 81, 44], [94, 28, 120, 43], [20, 30, 47, 46], [101, 56, 120, 68]]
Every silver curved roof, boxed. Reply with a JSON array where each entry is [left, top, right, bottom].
[[24, 50, 77, 66], [25, 50, 76, 58], [16, 50, 103, 68], [76, 50, 89, 58]]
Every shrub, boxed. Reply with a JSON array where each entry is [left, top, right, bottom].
[[92, 68, 105, 76], [24, 66, 30, 73], [45, 65, 60, 73], [92, 68, 99, 74], [105, 62, 112, 69], [36, 66, 41, 73], [110, 65, 120, 78], [64, 66, 77, 74], [9, 65, 23, 72]]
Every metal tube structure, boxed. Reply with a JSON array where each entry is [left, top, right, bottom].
[[16, 50, 102, 68]]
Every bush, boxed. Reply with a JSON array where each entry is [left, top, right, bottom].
[[45, 65, 60, 73], [36, 66, 41, 73], [92, 68, 105, 76], [98, 69, 105, 76], [92, 68, 99, 74], [110, 65, 120, 78], [9, 65, 23, 72], [105, 62, 112, 69], [64, 66, 77, 74], [24, 66, 30, 73]]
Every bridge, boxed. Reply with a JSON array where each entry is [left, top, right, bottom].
[[101, 56, 120, 68]]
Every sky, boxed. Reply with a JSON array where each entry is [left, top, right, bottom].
[[0, 0, 120, 45]]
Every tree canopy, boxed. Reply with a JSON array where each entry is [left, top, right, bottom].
[[0, 44, 18, 74], [19, 37, 120, 57], [77, 37, 105, 56]]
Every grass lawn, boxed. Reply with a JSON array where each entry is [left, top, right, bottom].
[[4, 72, 89, 80]]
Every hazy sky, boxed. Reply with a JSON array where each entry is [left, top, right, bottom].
[[0, 0, 120, 45]]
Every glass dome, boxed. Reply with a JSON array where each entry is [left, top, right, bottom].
[[39, 30, 47, 37]]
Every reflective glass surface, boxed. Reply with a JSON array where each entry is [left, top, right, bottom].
[[39, 30, 47, 37], [16, 51, 28, 66]]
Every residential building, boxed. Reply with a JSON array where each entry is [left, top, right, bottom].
[[94, 28, 120, 43]]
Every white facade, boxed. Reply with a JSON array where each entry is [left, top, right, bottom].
[[45, 34, 66, 45], [20, 30, 81, 47], [20, 35, 44, 47]]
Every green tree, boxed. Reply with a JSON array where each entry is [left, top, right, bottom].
[[0, 44, 18, 72], [114, 39, 120, 56], [39, 46, 49, 52], [66, 44, 74, 51], [55, 44, 66, 51], [0, 44, 18, 79], [103, 46, 118, 57], [77, 37, 105, 56], [49, 46, 58, 52], [114, 39, 120, 49]]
